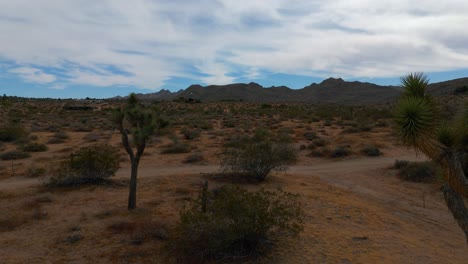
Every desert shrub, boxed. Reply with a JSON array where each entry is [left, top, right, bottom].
[[53, 131, 69, 140], [342, 127, 359, 133], [47, 131, 69, 144], [375, 119, 388, 127], [181, 127, 201, 140], [222, 118, 236, 128], [26, 166, 46, 177], [189, 119, 213, 130], [45, 144, 120, 187], [393, 159, 410, 169], [0, 150, 31, 160], [21, 143, 48, 152], [330, 145, 351, 158], [358, 123, 373, 132], [303, 131, 317, 141], [361, 145, 381, 156], [161, 141, 191, 154], [221, 130, 297, 181], [308, 146, 330, 157], [175, 185, 304, 262], [83, 132, 100, 142], [312, 137, 326, 147], [396, 161, 438, 183], [454, 85, 468, 94], [183, 152, 204, 163], [0, 123, 28, 142]]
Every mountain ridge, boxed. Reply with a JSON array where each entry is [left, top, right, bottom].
[[132, 77, 468, 104]]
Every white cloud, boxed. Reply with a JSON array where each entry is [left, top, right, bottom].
[[0, 0, 467, 90], [50, 83, 66, 90], [8, 67, 56, 84]]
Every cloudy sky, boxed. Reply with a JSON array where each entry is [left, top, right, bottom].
[[1, 0, 467, 98]]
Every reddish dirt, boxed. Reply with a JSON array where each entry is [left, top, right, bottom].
[[1, 146, 467, 263]]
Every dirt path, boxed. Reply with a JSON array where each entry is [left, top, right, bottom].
[[0, 153, 425, 191]]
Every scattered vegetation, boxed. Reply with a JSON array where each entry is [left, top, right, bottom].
[[44, 144, 120, 187], [174, 184, 304, 262], [183, 152, 204, 163], [361, 145, 381, 156], [0, 150, 31, 160], [0, 122, 28, 142], [395, 160, 438, 183], [160, 140, 191, 154], [330, 145, 351, 158], [21, 142, 48, 152], [47, 131, 70, 144], [221, 129, 297, 181]]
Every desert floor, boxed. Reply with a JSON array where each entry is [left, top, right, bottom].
[[1, 101, 467, 263], [1, 142, 467, 263]]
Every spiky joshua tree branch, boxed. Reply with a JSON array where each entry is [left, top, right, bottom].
[[394, 73, 468, 242]]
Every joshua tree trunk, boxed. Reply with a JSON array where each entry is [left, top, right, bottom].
[[441, 184, 468, 242], [114, 93, 166, 211], [128, 160, 139, 210]]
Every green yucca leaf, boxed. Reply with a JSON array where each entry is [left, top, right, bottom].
[[401, 72, 429, 98], [437, 123, 456, 147], [395, 96, 436, 147]]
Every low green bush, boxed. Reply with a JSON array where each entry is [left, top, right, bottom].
[[47, 131, 70, 144], [21, 143, 48, 152], [181, 127, 201, 140], [396, 161, 438, 183], [330, 146, 350, 158], [0, 150, 31, 160], [26, 166, 46, 177], [308, 146, 330, 157], [221, 129, 296, 181], [175, 185, 304, 262], [45, 144, 120, 187], [393, 159, 410, 169], [160, 141, 191, 154], [303, 131, 317, 141], [183, 152, 204, 163], [0, 123, 28, 142], [361, 145, 381, 156]]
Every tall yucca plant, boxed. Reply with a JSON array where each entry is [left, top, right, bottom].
[[395, 73, 468, 242], [114, 93, 168, 210]]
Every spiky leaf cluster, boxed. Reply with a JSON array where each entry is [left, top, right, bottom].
[[400, 72, 430, 98], [395, 73, 468, 242]]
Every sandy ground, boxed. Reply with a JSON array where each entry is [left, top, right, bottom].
[[1, 146, 467, 263]]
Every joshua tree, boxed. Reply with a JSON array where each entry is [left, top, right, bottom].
[[114, 93, 167, 210], [394, 73, 468, 242]]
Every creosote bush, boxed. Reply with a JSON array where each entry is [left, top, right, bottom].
[[21, 143, 48, 152], [175, 185, 304, 262], [330, 145, 351, 158], [395, 160, 438, 183], [0, 123, 29, 142], [45, 144, 120, 187], [221, 129, 297, 181], [0, 150, 31, 160], [361, 145, 381, 156]]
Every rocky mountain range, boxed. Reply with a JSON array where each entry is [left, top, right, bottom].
[[131, 77, 468, 104]]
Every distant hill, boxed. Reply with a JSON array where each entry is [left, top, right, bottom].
[[133, 77, 468, 104], [427, 77, 468, 96]]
